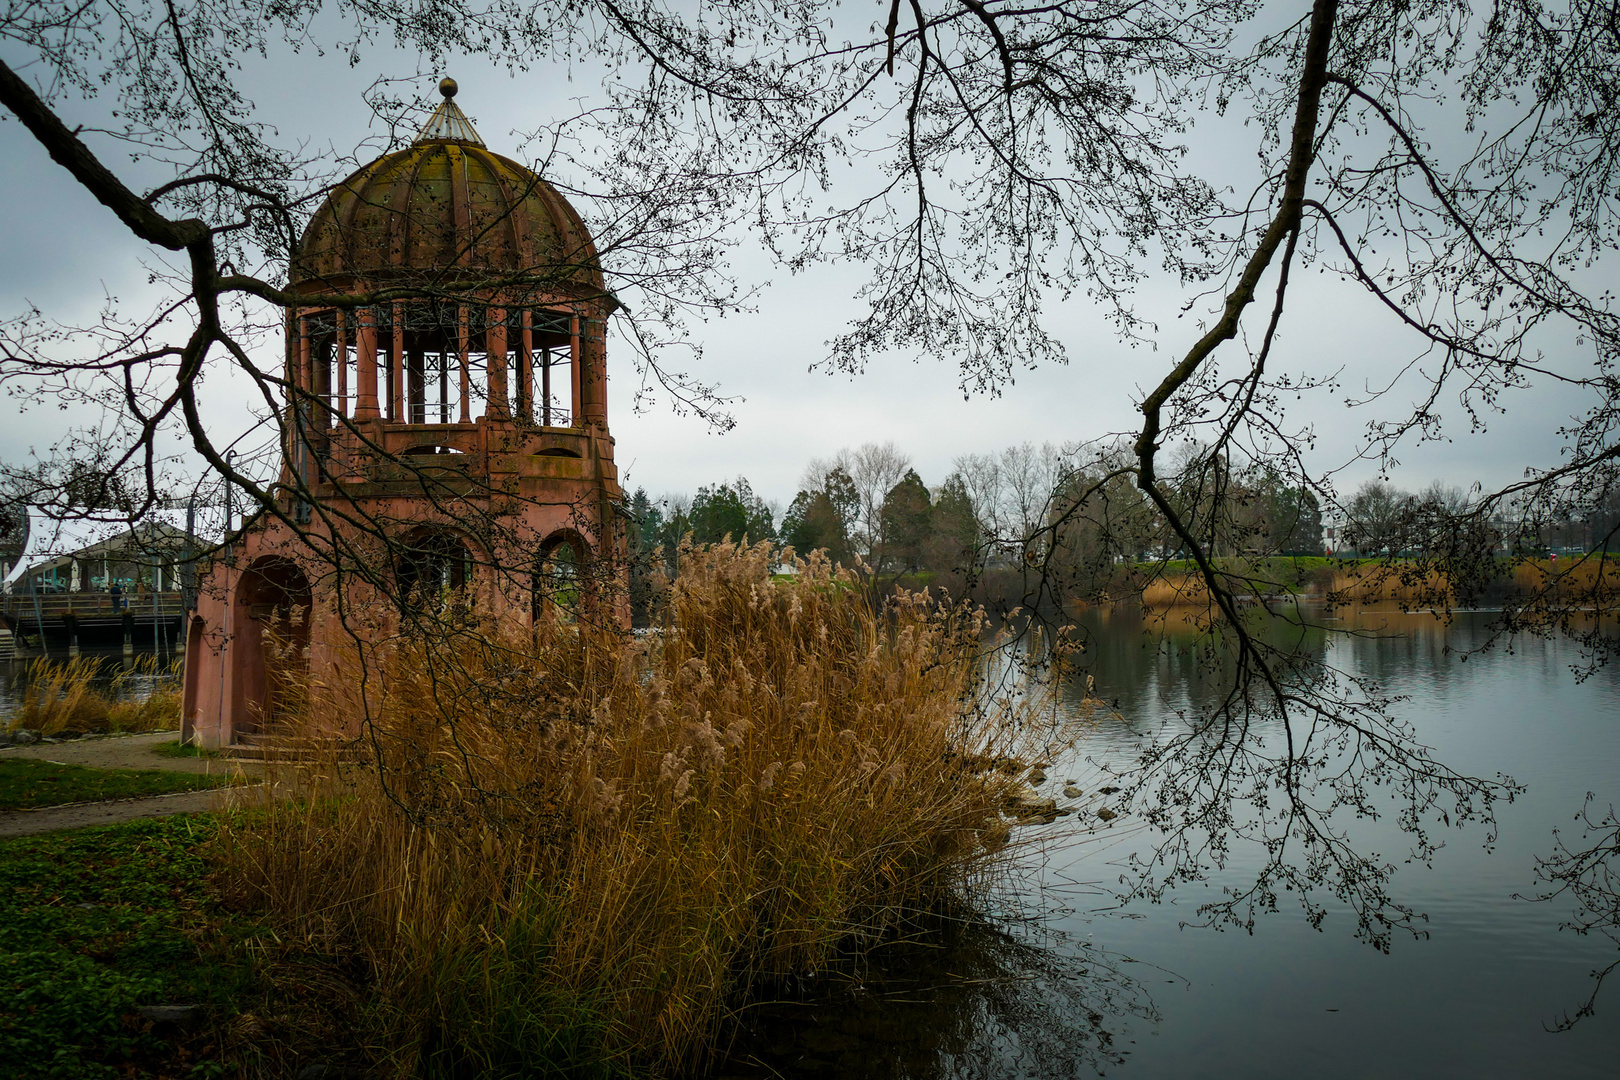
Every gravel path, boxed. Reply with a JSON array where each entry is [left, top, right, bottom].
[[0, 731, 267, 838], [0, 785, 268, 838], [0, 730, 259, 775]]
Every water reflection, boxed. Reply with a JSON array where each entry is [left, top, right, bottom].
[[1059, 603, 1491, 724], [715, 909, 1157, 1079], [1051, 605, 1620, 1078], [1047, 603, 1532, 951], [1525, 793, 1620, 1031], [706, 603, 1619, 1080]]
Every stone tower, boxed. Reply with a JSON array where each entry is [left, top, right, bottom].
[[181, 82, 627, 749]]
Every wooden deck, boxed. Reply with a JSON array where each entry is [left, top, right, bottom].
[[0, 590, 188, 652]]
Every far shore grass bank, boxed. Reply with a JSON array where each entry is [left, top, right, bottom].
[[1130, 554, 1619, 610], [882, 555, 1507, 610], [881, 554, 1617, 612]]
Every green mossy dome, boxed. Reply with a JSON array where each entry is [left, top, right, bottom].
[[292, 100, 602, 297]]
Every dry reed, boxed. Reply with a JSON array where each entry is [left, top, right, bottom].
[[1140, 565, 1455, 608], [1514, 555, 1620, 600], [1140, 573, 1211, 609], [1327, 565, 1453, 605], [217, 541, 1080, 1077], [7, 655, 182, 735]]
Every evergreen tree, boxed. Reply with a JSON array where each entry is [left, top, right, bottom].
[[688, 477, 775, 546], [1265, 485, 1324, 556], [878, 469, 932, 574], [926, 473, 980, 574], [781, 489, 852, 566], [656, 496, 692, 568], [625, 487, 664, 621], [627, 488, 662, 552], [780, 466, 858, 566]]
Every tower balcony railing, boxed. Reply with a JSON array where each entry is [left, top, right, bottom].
[[292, 303, 591, 431]]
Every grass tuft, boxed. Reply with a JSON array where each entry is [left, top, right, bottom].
[[7, 655, 182, 736]]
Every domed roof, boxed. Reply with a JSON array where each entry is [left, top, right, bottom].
[[292, 86, 604, 298]]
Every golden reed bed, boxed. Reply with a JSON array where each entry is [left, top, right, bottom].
[[216, 541, 1084, 1077]]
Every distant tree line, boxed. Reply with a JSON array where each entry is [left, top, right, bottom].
[[1339, 479, 1620, 559], [630, 441, 1620, 592], [625, 440, 1338, 610]]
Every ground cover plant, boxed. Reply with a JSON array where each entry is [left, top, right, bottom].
[[219, 541, 1086, 1077], [7, 657, 182, 736], [0, 757, 235, 810], [0, 816, 252, 1079]]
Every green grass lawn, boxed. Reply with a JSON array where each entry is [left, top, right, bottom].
[[149, 740, 223, 760], [0, 816, 253, 1079], [0, 758, 236, 811]]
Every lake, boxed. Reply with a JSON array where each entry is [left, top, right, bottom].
[[721, 605, 1620, 1078]]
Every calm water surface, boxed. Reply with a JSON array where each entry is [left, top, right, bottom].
[[725, 606, 1620, 1078], [1042, 605, 1620, 1079]]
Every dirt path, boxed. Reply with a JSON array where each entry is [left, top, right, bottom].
[[0, 730, 260, 775], [0, 785, 269, 838], [0, 731, 268, 838]]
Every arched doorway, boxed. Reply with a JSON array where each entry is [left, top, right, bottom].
[[236, 556, 312, 733], [533, 532, 586, 627]]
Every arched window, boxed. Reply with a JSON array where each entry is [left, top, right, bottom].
[[533, 533, 585, 626], [397, 528, 475, 613]]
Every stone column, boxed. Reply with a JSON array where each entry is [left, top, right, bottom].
[[334, 312, 348, 423], [391, 303, 406, 422], [295, 316, 312, 480], [518, 309, 533, 419], [584, 317, 608, 428], [485, 306, 510, 418], [355, 308, 380, 420], [297, 316, 311, 392], [408, 344, 426, 425], [569, 314, 583, 428], [458, 306, 472, 423]]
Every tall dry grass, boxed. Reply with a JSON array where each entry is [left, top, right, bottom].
[[1140, 564, 1454, 608], [1140, 573, 1212, 609], [217, 542, 1079, 1077], [1327, 565, 1453, 605], [6, 655, 182, 735], [1514, 555, 1620, 600]]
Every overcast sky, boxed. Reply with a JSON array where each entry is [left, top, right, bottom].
[[0, 24, 1603, 514]]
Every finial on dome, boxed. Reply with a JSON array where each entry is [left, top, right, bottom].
[[414, 79, 484, 147]]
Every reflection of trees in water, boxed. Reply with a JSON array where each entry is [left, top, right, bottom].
[[1059, 605, 1620, 1026], [1046, 604, 1521, 951], [717, 909, 1155, 1079], [1060, 604, 1329, 723], [1528, 795, 1620, 1030], [1067, 603, 1614, 728]]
